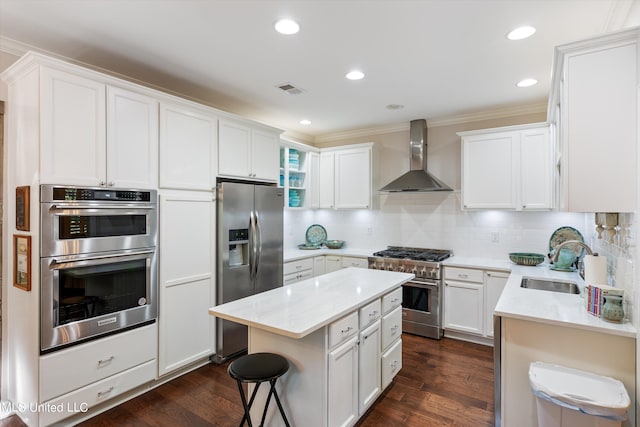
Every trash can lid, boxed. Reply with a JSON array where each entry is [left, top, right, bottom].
[[529, 362, 630, 420]]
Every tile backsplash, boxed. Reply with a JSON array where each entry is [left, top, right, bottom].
[[285, 192, 589, 259], [285, 193, 638, 326]]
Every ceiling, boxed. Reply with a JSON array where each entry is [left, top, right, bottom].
[[0, 0, 635, 141]]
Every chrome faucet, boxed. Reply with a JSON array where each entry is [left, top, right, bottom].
[[550, 240, 596, 278]]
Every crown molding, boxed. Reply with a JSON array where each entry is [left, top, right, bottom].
[[314, 102, 547, 143], [0, 36, 32, 57], [603, 0, 634, 32]]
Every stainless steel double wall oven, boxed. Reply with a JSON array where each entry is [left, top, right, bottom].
[[40, 185, 158, 353]]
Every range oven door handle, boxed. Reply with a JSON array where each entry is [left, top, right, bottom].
[[49, 249, 154, 269], [404, 280, 439, 290]]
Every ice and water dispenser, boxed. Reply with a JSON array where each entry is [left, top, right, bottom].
[[228, 228, 249, 267]]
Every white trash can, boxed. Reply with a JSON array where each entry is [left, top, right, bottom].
[[529, 361, 630, 427]]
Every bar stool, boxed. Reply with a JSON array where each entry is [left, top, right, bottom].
[[228, 352, 291, 427]]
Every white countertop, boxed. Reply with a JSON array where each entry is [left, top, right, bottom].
[[445, 256, 636, 338], [284, 247, 375, 262], [209, 268, 414, 339]]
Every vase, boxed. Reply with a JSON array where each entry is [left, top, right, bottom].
[[602, 294, 624, 322]]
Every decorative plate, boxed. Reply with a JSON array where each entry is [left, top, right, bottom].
[[549, 226, 585, 258], [306, 224, 327, 245], [298, 243, 321, 250]]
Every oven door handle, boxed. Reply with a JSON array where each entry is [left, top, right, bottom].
[[49, 249, 154, 269], [49, 204, 155, 212], [405, 281, 439, 290]]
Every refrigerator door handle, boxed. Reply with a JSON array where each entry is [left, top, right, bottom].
[[254, 210, 262, 279], [249, 210, 257, 281]]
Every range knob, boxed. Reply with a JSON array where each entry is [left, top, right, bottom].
[[398, 265, 406, 273], [387, 264, 395, 271]]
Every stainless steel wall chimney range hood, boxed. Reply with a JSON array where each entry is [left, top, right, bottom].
[[380, 119, 452, 192]]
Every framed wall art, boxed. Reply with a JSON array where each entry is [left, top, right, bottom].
[[13, 234, 31, 291], [16, 186, 30, 231]]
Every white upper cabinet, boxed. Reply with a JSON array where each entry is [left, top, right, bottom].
[[40, 67, 159, 189], [548, 28, 638, 212], [218, 118, 281, 182], [459, 123, 552, 210], [41, 67, 107, 187], [159, 101, 218, 191], [520, 126, 552, 210], [107, 86, 159, 189], [307, 152, 320, 209], [335, 148, 372, 209], [319, 143, 373, 210], [319, 151, 336, 209]]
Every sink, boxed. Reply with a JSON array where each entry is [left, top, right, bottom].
[[520, 277, 580, 294]]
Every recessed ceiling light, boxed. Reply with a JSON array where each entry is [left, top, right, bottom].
[[299, 119, 311, 125], [346, 70, 365, 80], [507, 26, 536, 40], [274, 19, 300, 35], [516, 78, 538, 88]]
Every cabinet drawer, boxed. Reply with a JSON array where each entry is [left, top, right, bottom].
[[283, 258, 314, 275], [40, 359, 156, 426], [40, 324, 157, 401], [328, 311, 359, 349], [381, 338, 402, 389], [341, 256, 368, 269], [359, 299, 382, 329], [382, 287, 402, 314], [283, 269, 313, 285], [444, 266, 484, 283], [381, 306, 402, 350]]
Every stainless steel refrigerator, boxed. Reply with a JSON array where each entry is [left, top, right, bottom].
[[214, 181, 284, 362]]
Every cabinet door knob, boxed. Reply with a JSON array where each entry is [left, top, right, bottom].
[[99, 181, 106, 187]]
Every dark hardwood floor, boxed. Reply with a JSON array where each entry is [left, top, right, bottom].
[[1, 334, 494, 427]]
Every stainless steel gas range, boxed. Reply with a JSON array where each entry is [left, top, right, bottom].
[[368, 246, 452, 339]]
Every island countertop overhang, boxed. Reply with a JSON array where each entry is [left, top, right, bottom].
[[209, 268, 414, 339]]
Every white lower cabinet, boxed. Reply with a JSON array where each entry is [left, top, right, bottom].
[[39, 324, 157, 425], [328, 336, 359, 427], [484, 271, 509, 337], [381, 338, 402, 389], [358, 320, 381, 413], [158, 190, 216, 376], [341, 256, 368, 269], [444, 279, 484, 335], [283, 258, 314, 285], [325, 255, 342, 273], [327, 287, 402, 427], [314, 256, 326, 276], [443, 266, 509, 340]]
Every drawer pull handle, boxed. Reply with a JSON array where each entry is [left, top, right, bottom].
[[97, 356, 115, 366], [97, 386, 114, 397], [391, 325, 400, 332], [458, 274, 468, 278], [369, 310, 378, 317], [341, 326, 353, 334], [391, 298, 399, 303]]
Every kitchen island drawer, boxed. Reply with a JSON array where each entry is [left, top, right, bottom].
[[40, 324, 157, 401], [359, 298, 381, 328], [381, 338, 402, 389], [328, 311, 359, 349], [381, 306, 402, 350], [382, 287, 402, 314], [39, 359, 156, 426]]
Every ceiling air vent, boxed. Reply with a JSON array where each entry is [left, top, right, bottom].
[[276, 82, 304, 95]]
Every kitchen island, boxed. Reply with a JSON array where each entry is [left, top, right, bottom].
[[209, 267, 414, 427]]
